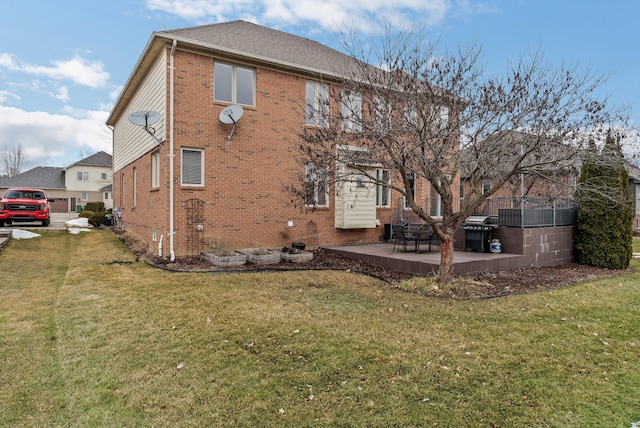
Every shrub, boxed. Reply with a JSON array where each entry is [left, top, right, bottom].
[[78, 210, 94, 219], [85, 201, 105, 213], [88, 212, 111, 227], [575, 134, 633, 269]]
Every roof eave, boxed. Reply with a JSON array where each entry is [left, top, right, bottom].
[[106, 31, 347, 126]]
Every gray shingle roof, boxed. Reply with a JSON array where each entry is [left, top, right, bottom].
[[159, 20, 359, 77], [0, 166, 65, 189], [69, 151, 112, 168]]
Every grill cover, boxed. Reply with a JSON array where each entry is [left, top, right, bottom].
[[464, 215, 491, 225]]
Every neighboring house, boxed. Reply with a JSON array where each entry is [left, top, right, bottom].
[[0, 151, 113, 212], [64, 151, 113, 210], [627, 162, 640, 234], [460, 130, 579, 215], [107, 20, 452, 258]]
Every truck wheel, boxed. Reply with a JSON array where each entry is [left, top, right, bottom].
[[42, 218, 50, 226]]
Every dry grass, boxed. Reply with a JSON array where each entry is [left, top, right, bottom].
[[1, 230, 639, 426]]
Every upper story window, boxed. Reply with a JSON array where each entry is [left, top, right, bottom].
[[77, 171, 88, 181], [372, 96, 392, 134], [341, 90, 362, 132], [430, 105, 450, 130], [214, 61, 255, 106], [306, 81, 329, 127], [101, 172, 107, 180]]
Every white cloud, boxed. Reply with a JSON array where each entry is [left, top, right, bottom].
[[0, 90, 20, 103], [146, 0, 452, 31], [0, 53, 110, 88], [0, 105, 111, 169], [49, 86, 70, 103]]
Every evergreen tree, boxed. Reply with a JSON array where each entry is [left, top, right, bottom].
[[575, 133, 633, 269]]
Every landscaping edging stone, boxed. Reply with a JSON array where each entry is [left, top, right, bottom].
[[200, 249, 246, 267], [236, 248, 281, 265]]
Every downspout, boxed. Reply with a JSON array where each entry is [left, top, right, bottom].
[[169, 39, 177, 262]]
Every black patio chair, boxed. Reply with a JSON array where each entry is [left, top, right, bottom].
[[392, 225, 415, 252]]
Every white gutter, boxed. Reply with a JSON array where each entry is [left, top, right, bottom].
[[169, 39, 177, 262]]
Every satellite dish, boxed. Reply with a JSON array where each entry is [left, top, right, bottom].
[[128, 110, 161, 127], [219, 105, 244, 141], [128, 110, 163, 145], [219, 105, 244, 124]]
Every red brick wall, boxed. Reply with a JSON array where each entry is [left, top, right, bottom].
[[115, 49, 405, 257]]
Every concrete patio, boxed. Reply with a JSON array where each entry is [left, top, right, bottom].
[[324, 242, 545, 276]]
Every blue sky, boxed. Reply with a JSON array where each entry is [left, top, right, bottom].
[[1, 0, 638, 171]]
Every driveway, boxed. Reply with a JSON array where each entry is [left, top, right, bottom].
[[1, 212, 79, 231]]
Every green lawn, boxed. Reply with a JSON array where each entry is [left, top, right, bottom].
[[1, 229, 639, 427]]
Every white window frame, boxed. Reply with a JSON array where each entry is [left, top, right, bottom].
[[304, 163, 329, 207], [430, 105, 450, 130], [306, 81, 329, 127], [101, 172, 107, 180], [77, 171, 88, 181], [430, 181, 442, 217], [404, 173, 416, 208], [341, 90, 362, 132], [181, 148, 204, 187], [372, 96, 392, 134], [214, 61, 255, 106], [376, 169, 390, 207], [133, 167, 137, 207], [151, 151, 160, 188], [482, 180, 491, 194], [81, 192, 88, 201], [404, 101, 419, 129]]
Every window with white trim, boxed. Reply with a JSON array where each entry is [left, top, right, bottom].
[[306, 81, 329, 127], [372, 96, 392, 134], [376, 169, 390, 207], [181, 148, 204, 186], [404, 173, 416, 208], [77, 171, 88, 181], [341, 90, 362, 131], [430, 105, 450, 129], [101, 172, 107, 180], [151, 151, 160, 188], [81, 192, 88, 201], [430, 181, 442, 217], [214, 61, 255, 106], [405, 101, 419, 129], [482, 180, 491, 194], [133, 167, 137, 207], [304, 163, 329, 207]]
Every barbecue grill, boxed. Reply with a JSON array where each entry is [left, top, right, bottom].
[[461, 215, 497, 252]]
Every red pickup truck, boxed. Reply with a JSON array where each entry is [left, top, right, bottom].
[[0, 188, 54, 227]]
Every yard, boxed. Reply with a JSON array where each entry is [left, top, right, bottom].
[[1, 229, 639, 426]]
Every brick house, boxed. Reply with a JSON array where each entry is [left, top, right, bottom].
[[107, 20, 452, 258], [627, 162, 640, 234]]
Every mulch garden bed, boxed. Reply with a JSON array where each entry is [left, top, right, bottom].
[[113, 229, 623, 300]]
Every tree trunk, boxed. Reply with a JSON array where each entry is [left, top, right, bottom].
[[438, 234, 455, 283]]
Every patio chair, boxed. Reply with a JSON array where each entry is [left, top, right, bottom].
[[392, 225, 415, 252]]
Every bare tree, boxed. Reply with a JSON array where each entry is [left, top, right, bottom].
[[1, 143, 25, 177], [291, 25, 632, 283]]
